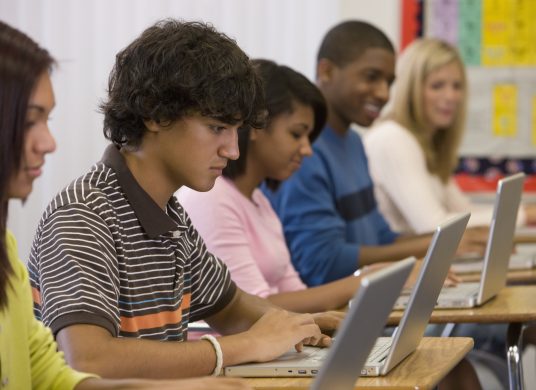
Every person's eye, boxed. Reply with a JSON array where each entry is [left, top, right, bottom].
[[209, 125, 226, 133], [365, 72, 379, 82]]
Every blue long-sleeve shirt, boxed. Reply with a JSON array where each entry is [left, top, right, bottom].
[[265, 126, 398, 286]]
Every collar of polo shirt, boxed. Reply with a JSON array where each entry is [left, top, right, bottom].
[[100, 145, 187, 238]]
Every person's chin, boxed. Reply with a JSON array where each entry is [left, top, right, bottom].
[[355, 117, 374, 128], [286, 167, 299, 179], [193, 179, 217, 193], [440, 118, 454, 128], [11, 190, 31, 202]]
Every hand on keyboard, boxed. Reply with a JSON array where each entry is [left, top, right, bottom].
[[444, 270, 461, 287]]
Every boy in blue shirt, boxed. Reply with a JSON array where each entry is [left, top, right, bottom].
[[268, 21, 486, 286]]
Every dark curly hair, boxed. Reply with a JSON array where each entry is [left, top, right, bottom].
[[0, 21, 54, 309], [223, 59, 326, 190], [101, 19, 265, 147]]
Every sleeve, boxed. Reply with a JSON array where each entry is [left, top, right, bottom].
[[366, 124, 463, 234], [372, 209, 400, 244], [273, 154, 361, 286], [360, 144, 399, 245], [29, 203, 121, 337], [181, 189, 279, 298], [29, 317, 97, 390], [7, 233, 96, 390]]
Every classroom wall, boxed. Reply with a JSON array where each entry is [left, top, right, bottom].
[[1, 0, 400, 262]]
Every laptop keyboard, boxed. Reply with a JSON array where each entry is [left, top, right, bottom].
[[366, 337, 392, 364], [303, 347, 329, 363], [442, 282, 480, 297]]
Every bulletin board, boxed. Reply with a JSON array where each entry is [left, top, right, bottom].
[[401, 0, 536, 192]]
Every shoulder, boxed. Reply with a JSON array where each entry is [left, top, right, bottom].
[[252, 187, 274, 211], [366, 120, 413, 144], [47, 163, 115, 211], [365, 120, 421, 155], [36, 164, 120, 235], [179, 177, 241, 213]]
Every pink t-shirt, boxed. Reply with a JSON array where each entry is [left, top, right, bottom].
[[178, 177, 306, 297]]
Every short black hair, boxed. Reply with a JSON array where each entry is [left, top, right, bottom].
[[101, 19, 265, 147], [317, 20, 395, 66], [224, 59, 326, 189]]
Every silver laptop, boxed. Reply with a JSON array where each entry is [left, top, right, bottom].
[[224, 257, 415, 384], [437, 173, 525, 308], [451, 252, 536, 274], [362, 213, 470, 377]]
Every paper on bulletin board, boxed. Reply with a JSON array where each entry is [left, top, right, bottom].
[[425, 0, 458, 45], [492, 84, 517, 137], [400, 0, 423, 51], [458, 0, 481, 66], [510, 0, 535, 65], [482, 0, 513, 66]]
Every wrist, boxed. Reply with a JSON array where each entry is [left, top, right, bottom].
[[218, 331, 263, 365], [353, 265, 372, 278], [201, 334, 223, 376]]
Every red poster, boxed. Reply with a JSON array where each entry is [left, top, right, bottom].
[[401, 0, 423, 51]]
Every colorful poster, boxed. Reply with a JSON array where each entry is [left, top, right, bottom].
[[492, 84, 517, 137], [458, 0, 481, 66], [482, 0, 513, 66], [425, 0, 458, 45], [401, 0, 423, 51], [510, 0, 535, 65]]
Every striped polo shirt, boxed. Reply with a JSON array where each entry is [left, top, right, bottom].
[[28, 145, 236, 340]]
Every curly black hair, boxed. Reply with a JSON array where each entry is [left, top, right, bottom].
[[101, 19, 265, 147]]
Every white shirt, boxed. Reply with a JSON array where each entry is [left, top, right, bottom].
[[363, 120, 523, 234]]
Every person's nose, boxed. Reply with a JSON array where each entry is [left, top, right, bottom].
[[219, 126, 240, 160], [374, 80, 390, 105], [445, 85, 461, 103], [300, 137, 313, 157], [36, 123, 57, 156]]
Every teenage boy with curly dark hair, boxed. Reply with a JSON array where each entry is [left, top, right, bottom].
[[28, 19, 337, 380]]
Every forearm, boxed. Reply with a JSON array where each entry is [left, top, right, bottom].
[[358, 234, 432, 266], [205, 288, 277, 335], [267, 275, 360, 312], [59, 289, 326, 380], [58, 325, 221, 379], [59, 323, 270, 379]]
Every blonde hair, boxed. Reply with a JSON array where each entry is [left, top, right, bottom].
[[383, 38, 466, 183]]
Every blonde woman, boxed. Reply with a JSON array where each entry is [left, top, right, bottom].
[[364, 38, 534, 235]]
